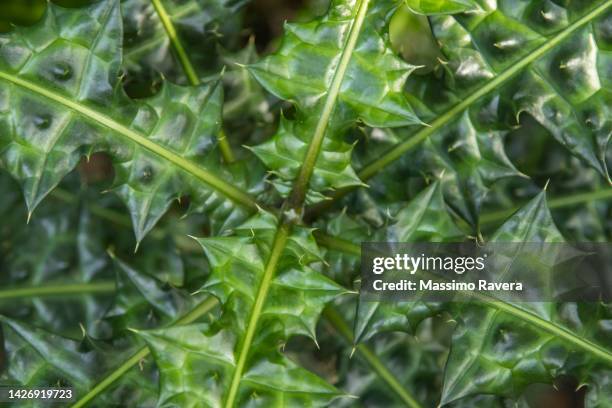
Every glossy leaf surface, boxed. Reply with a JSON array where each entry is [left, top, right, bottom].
[[248, 0, 422, 199], [441, 192, 612, 406], [0, 0, 257, 243], [422, 0, 612, 184], [139, 211, 348, 406], [354, 181, 465, 344]]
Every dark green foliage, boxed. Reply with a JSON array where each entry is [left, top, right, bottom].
[[0, 0, 610, 407]]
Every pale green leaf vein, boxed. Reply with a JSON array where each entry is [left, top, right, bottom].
[[358, 0, 612, 180], [0, 71, 255, 209], [318, 235, 612, 365]]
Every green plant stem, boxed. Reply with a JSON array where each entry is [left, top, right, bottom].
[[217, 128, 235, 164], [480, 188, 612, 225], [0, 71, 253, 210], [314, 230, 360, 256], [288, 0, 371, 209], [71, 297, 218, 408], [0, 282, 115, 300], [317, 234, 612, 367], [224, 223, 290, 407], [150, 0, 235, 164], [323, 307, 423, 408], [224, 1, 371, 406], [305, 0, 612, 214]]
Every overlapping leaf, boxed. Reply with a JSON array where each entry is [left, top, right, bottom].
[[0, 0, 261, 244], [352, 186, 612, 405], [122, 0, 247, 83], [420, 0, 611, 193], [440, 192, 612, 406], [247, 0, 422, 200], [352, 1, 611, 230], [354, 181, 465, 344], [0, 177, 113, 337], [1, 1, 610, 408], [138, 211, 348, 406]]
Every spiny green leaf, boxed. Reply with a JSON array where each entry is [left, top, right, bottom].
[[0, 316, 100, 392], [404, 0, 481, 15], [425, 1, 611, 182], [139, 323, 343, 408], [440, 192, 612, 405], [248, 0, 422, 199], [138, 211, 348, 406], [414, 112, 526, 227], [354, 181, 465, 344], [247, 115, 366, 203], [0, 0, 258, 244], [347, 1, 611, 223], [195, 211, 347, 341], [489, 190, 564, 243]]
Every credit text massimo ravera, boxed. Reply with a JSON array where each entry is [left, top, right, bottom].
[[372, 254, 487, 275]]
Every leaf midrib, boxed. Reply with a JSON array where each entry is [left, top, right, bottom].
[[150, 0, 235, 163], [224, 1, 372, 406], [0, 71, 255, 210], [319, 235, 612, 365], [357, 0, 612, 180], [150, 0, 199, 85], [0, 281, 115, 300], [223, 223, 290, 408], [124, 2, 198, 60], [288, 0, 371, 207]]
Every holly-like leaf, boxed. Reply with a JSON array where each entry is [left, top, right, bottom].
[[247, 0, 422, 200], [137, 210, 349, 406], [0, 0, 258, 244], [122, 0, 247, 83], [441, 192, 612, 406], [0, 316, 103, 393], [139, 323, 343, 407], [414, 0, 611, 189], [354, 181, 465, 344], [198, 210, 347, 335], [349, 1, 611, 231]]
